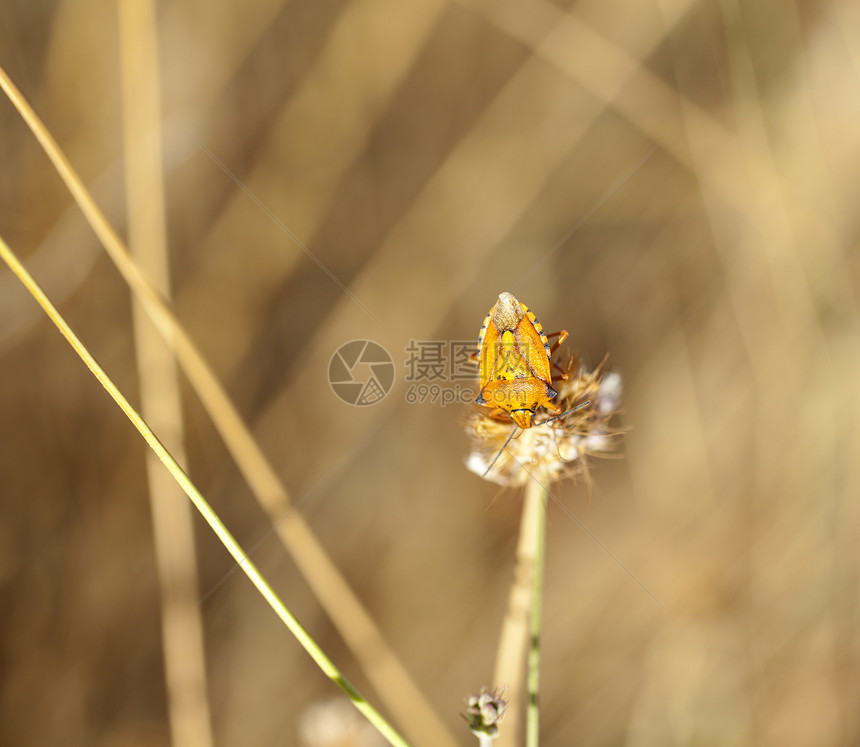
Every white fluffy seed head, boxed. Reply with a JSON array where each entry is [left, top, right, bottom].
[[465, 356, 622, 488]]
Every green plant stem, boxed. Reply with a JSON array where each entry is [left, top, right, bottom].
[[525, 473, 548, 747], [0, 234, 410, 747]]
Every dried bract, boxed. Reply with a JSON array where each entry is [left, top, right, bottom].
[[465, 357, 622, 487]]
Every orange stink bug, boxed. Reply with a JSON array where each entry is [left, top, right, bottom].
[[470, 291, 591, 478], [473, 291, 569, 429]]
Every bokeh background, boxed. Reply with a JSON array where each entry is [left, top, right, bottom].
[[1, 0, 859, 745]]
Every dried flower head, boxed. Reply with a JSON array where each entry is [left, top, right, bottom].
[[464, 687, 508, 737], [465, 356, 622, 487]]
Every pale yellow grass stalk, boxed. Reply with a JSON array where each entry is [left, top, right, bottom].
[[493, 476, 546, 747], [118, 2, 213, 746]]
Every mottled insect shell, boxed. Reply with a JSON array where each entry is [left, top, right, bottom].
[[474, 291, 561, 429]]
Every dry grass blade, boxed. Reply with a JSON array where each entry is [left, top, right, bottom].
[[118, 2, 214, 745], [0, 62, 456, 747]]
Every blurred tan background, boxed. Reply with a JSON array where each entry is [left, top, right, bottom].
[[1, 0, 859, 745]]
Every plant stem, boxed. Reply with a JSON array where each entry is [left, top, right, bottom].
[[0, 234, 410, 747], [493, 471, 549, 747], [525, 474, 548, 747], [118, 2, 214, 745]]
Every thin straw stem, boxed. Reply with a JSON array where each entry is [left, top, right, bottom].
[[0, 234, 410, 747], [117, 1, 214, 744], [525, 475, 548, 747], [493, 472, 548, 746]]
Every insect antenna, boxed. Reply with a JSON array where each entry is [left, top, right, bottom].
[[483, 424, 519, 477]]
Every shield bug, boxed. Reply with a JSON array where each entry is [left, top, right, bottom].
[[470, 291, 591, 478], [473, 291, 568, 429], [472, 293, 590, 477]]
